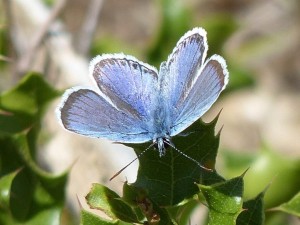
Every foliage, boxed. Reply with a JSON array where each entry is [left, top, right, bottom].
[[0, 73, 68, 224], [82, 114, 300, 225], [79, 101, 300, 224]]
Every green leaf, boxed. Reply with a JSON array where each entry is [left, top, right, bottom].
[[236, 191, 265, 225], [14, 134, 68, 199], [276, 191, 300, 217], [198, 174, 244, 225], [128, 116, 224, 206], [9, 169, 34, 220], [86, 183, 140, 223], [122, 183, 171, 225], [81, 209, 115, 225], [0, 167, 66, 225], [222, 146, 300, 209], [0, 170, 20, 210], [0, 72, 67, 224], [0, 133, 68, 225], [81, 209, 133, 225], [0, 72, 60, 135], [0, 72, 60, 114], [166, 198, 198, 225]]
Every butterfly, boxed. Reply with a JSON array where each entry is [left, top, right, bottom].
[[56, 27, 228, 165]]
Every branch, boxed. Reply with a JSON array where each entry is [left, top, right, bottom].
[[0, 55, 13, 62], [75, 0, 104, 56], [2, 0, 18, 66], [16, 0, 68, 75]]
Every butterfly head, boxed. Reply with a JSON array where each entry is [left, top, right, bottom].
[[154, 136, 174, 157]]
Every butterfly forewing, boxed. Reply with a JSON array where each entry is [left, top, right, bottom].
[[170, 55, 228, 136], [90, 54, 159, 121], [160, 28, 208, 118]]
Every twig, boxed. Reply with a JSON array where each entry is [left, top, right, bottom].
[[75, 0, 104, 56], [16, 0, 68, 75], [2, 0, 15, 48], [0, 55, 13, 62]]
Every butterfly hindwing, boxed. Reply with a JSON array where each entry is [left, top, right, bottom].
[[57, 87, 153, 143]]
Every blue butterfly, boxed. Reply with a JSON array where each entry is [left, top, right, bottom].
[[56, 27, 228, 161]]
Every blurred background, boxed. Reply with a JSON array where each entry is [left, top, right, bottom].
[[0, 0, 299, 224]]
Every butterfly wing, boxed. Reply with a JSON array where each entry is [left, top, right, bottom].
[[170, 55, 228, 135], [90, 54, 159, 121], [160, 28, 208, 108], [159, 28, 228, 136], [57, 54, 159, 143]]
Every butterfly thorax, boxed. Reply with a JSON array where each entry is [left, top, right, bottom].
[[152, 99, 172, 156]]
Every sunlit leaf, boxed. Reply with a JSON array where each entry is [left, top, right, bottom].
[[276, 191, 300, 217], [128, 115, 224, 206], [0, 170, 20, 210], [86, 183, 140, 223], [0, 72, 60, 135], [198, 174, 244, 225]]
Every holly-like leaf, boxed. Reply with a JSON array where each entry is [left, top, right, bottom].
[[86, 183, 140, 223], [198, 174, 244, 225], [81, 209, 132, 225], [0, 134, 68, 225], [127, 115, 224, 206], [0, 72, 60, 135], [14, 134, 68, 199], [0, 73, 67, 224], [0, 169, 20, 210], [81, 209, 113, 225], [0, 133, 68, 225], [276, 191, 300, 217], [122, 182, 171, 225], [236, 191, 265, 225], [166, 198, 199, 225]]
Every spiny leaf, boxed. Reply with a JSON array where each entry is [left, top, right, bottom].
[[0, 72, 60, 135], [236, 191, 265, 225], [14, 134, 68, 194], [0, 134, 68, 224], [0, 169, 20, 210], [0, 72, 60, 114], [81, 209, 117, 225], [276, 191, 300, 217], [166, 198, 199, 225], [127, 115, 224, 206], [0, 72, 67, 224], [122, 182, 171, 225], [86, 183, 140, 223], [198, 174, 244, 225]]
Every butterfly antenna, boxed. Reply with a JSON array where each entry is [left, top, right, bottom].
[[165, 140, 213, 172], [109, 143, 155, 181]]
